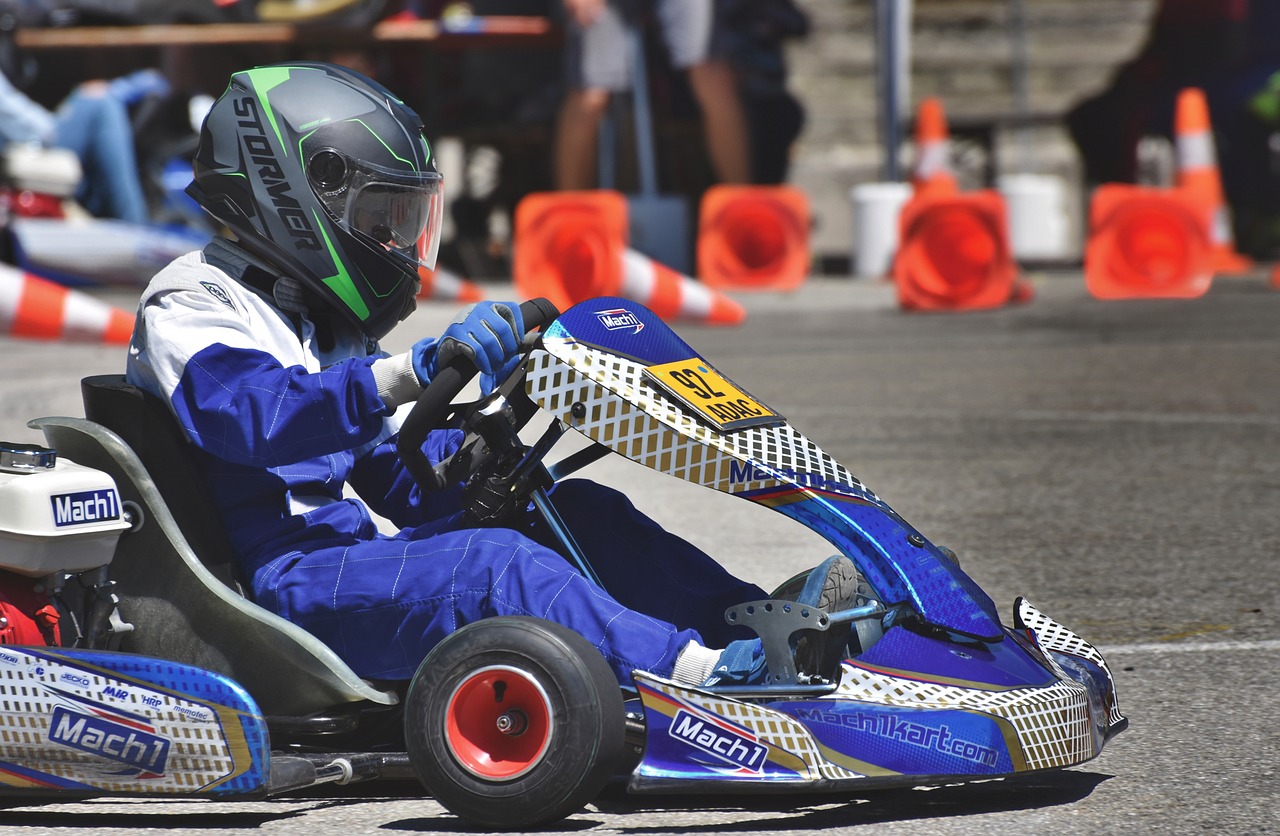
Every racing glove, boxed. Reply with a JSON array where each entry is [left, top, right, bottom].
[[411, 301, 526, 395]]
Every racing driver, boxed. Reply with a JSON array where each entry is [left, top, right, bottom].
[[126, 62, 857, 691]]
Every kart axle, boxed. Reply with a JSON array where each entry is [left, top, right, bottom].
[[267, 752, 416, 794], [496, 709, 528, 736]]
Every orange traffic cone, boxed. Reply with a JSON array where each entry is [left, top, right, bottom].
[[696, 185, 809, 292], [1174, 87, 1252, 274], [514, 190, 628, 313], [514, 190, 744, 325], [0, 264, 133, 344], [892, 190, 1021, 311], [417, 263, 485, 303], [910, 97, 958, 197], [1084, 184, 1213, 300], [620, 247, 745, 325]]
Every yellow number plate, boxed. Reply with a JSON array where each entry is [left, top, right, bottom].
[[643, 359, 780, 431]]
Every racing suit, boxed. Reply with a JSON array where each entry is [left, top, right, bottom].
[[126, 238, 764, 683]]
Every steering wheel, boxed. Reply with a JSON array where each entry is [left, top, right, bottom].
[[396, 297, 561, 493]]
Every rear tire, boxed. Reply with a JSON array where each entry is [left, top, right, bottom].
[[404, 616, 625, 830]]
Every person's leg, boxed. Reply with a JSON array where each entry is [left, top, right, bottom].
[[554, 0, 630, 190], [259, 525, 707, 685], [687, 60, 751, 184], [530, 480, 862, 684], [655, 0, 750, 184], [526, 479, 767, 647], [554, 88, 611, 190], [53, 87, 149, 223]]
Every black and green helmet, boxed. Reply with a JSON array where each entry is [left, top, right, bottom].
[[188, 62, 442, 340]]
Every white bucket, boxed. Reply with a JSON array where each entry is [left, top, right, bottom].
[[851, 182, 912, 278], [997, 173, 1070, 261]]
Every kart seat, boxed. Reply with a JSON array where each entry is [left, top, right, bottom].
[[29, 374, 398, 716], [84, 375, 245, 595]]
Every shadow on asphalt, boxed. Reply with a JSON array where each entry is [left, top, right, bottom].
[[0, 806, 307, 829], [376, 770, 1112, 833], [585, 771, 1113, 832]]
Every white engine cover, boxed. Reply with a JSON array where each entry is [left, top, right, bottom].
[[0, 444, 128, 577]]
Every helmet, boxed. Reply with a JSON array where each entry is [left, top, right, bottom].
[[188, 62, 442, 341]]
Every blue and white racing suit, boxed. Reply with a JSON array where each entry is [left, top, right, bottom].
[[126, 240, 764, 683]]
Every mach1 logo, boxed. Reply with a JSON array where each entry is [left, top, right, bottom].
[[669, 709, 767, 771], [596, 308, 644, 334], [49, 706, 170, 774], [51, 489, 120, 528], [728, 461, 860, 494]]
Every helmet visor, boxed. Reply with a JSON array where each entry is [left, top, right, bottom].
[[318, 156, 444, 270]]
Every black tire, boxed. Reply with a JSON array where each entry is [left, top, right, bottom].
[[404, 616, 625, 830]]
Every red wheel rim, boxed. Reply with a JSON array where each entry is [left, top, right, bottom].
[[445, 665, 554, 781]]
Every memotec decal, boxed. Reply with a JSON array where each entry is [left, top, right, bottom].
[[49, 706, 170, 773], [669, 709, 767, 772], [50, 489, 120, 528]]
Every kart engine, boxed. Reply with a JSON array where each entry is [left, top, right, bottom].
[[0, 442, 133, 648]]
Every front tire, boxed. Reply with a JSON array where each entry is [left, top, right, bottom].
[[404, 616, 625, 830]]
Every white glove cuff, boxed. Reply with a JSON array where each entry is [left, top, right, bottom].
[[372, 352, 423, 410]]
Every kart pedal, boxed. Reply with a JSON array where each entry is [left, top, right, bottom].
[[723, 599, 832, 685]]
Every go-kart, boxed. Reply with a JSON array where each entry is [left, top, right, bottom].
[[0, 296, 1125, 830]]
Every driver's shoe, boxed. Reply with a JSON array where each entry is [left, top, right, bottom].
[[702, 638, 767, 686], [792, 555, 859, 680]]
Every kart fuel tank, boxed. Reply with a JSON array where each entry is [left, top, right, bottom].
[[0, 442, 128, 577]]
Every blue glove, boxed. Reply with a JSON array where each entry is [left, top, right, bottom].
[[411, 301, 526, 394]]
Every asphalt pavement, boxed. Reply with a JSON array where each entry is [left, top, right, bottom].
[[0, 269, 1276, 835]]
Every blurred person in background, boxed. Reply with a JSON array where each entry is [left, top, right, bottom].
[[714, 0, 808, 185], [0, 65, 165, 224], [553, 0, 751, 190], [1068, 0, 1280, 257]]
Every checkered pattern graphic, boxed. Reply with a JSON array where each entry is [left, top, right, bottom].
[[0, 651, 240, 792], [527, 339, 1010, 640], [833, 662, 1096, 771], [643, 678, 865, 781], [527, 341, 877, 502], [1017, 599, 1126, 729]]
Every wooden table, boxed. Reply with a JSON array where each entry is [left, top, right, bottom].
[[14, 17, 557, 50], [14, 16, 561, 137]]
